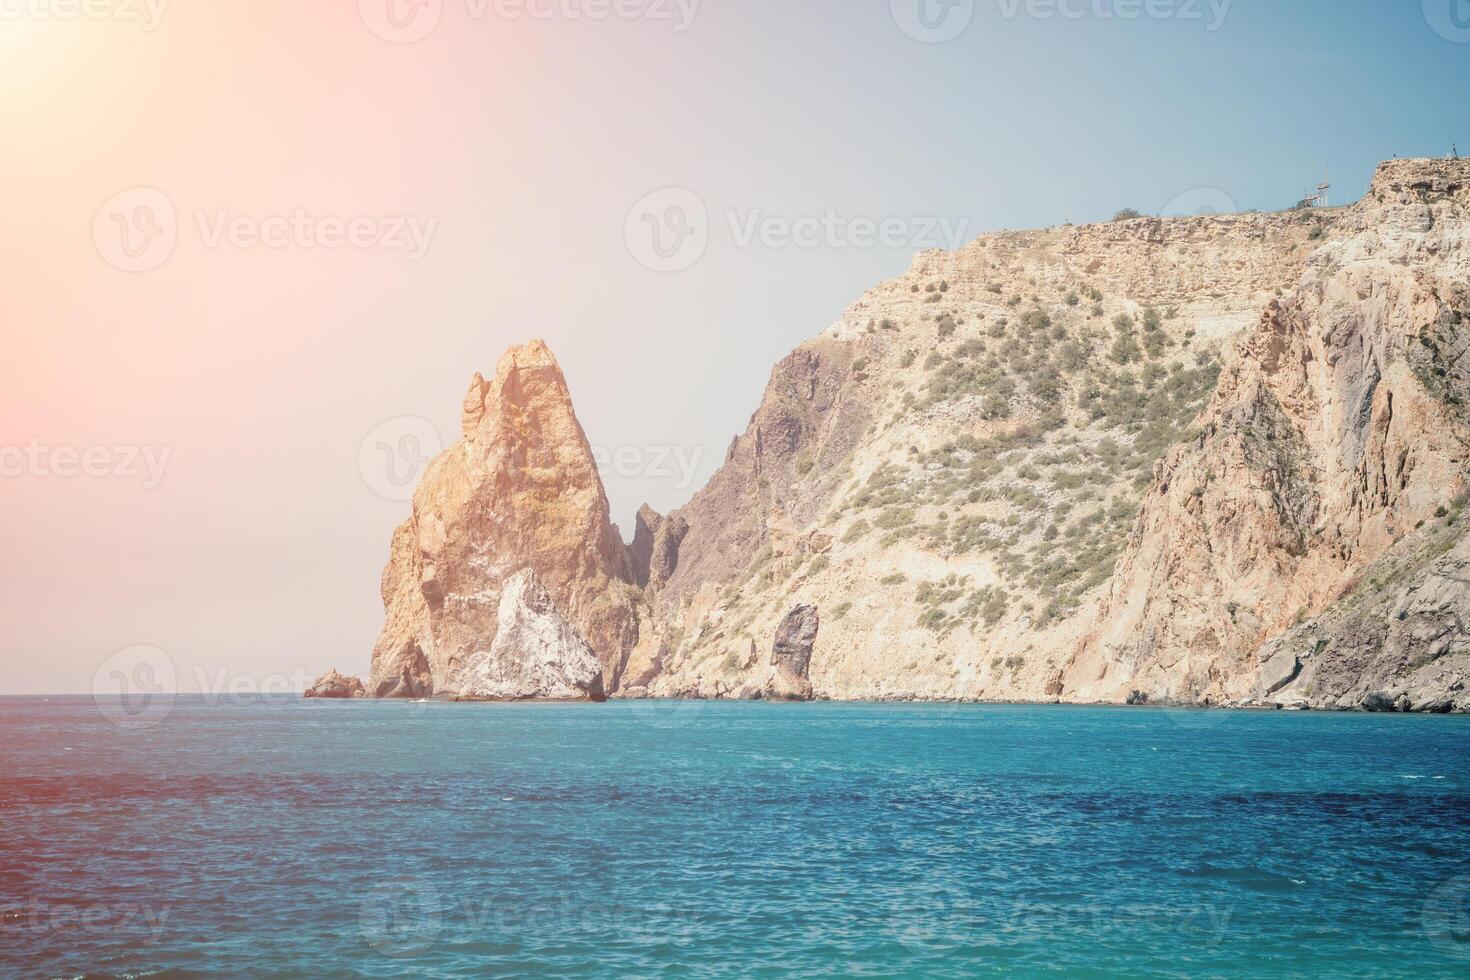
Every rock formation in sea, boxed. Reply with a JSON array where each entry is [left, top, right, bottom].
[[764, 604, 820, 700], [364, 340, 640, 701], [304, 669, 367, 699], [323, 157, 1470, 711]]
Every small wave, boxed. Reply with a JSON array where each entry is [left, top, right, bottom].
[[1180, 864, 1304, 893]]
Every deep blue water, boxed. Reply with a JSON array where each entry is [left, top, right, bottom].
[[2, 696, 1468, 977]]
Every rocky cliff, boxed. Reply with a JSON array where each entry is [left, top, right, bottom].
[[1066, 159, 1470, 709], [365, 340, 640, 700], [331, 158, 1470, 712]]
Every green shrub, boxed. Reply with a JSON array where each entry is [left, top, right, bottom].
[[1021, 308, 1052, 333], [1110, 315, 1142, 365]]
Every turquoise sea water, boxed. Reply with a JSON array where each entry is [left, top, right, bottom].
[[2, 696, 1468, 977]]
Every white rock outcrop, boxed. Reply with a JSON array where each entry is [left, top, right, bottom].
[[452, 569, 606, 702]]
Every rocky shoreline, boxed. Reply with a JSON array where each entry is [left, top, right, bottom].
[[312, 158, 1470, 716]]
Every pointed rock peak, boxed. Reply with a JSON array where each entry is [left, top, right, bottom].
[[630, 503, 687, 590], [371, 335, 637, 700], [461, 371, 490, 435], [460, 341, 575, 438], [631, 504, 663, 588], [498, 338, 558, 370], [492, 339, 571, 412]]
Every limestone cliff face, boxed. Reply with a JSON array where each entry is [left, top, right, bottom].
[[340, 158, 1470, 712], [641, 186, 1336, 699], [640, 158, 1470, 710], [453, 569, 607, 702], [660, 342, 870, 604], [1067, 159, 1470, 707], [368, 341, 639, 699], [1251, 517, 1470, 713]]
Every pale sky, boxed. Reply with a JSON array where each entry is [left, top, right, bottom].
[[3, 0, 1467, 693]]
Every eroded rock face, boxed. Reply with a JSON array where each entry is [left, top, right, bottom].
[[631, 505, 688, 591], [773, 604, 819, 676], [304, 669, 367, 699], [350, 159, 1470, 712], [1244, 522, 1470, 713], [368, 341, 639, 698], [660, 343, 868, 605], [1068, 158, 1470, 707], [452, 569, 607, 701], [767, 604, 819, 701]]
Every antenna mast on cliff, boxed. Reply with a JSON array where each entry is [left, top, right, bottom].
[[1303, 167, 1331, 208]]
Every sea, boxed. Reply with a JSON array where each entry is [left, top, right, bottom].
[[2, 696, 1468, 977]]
